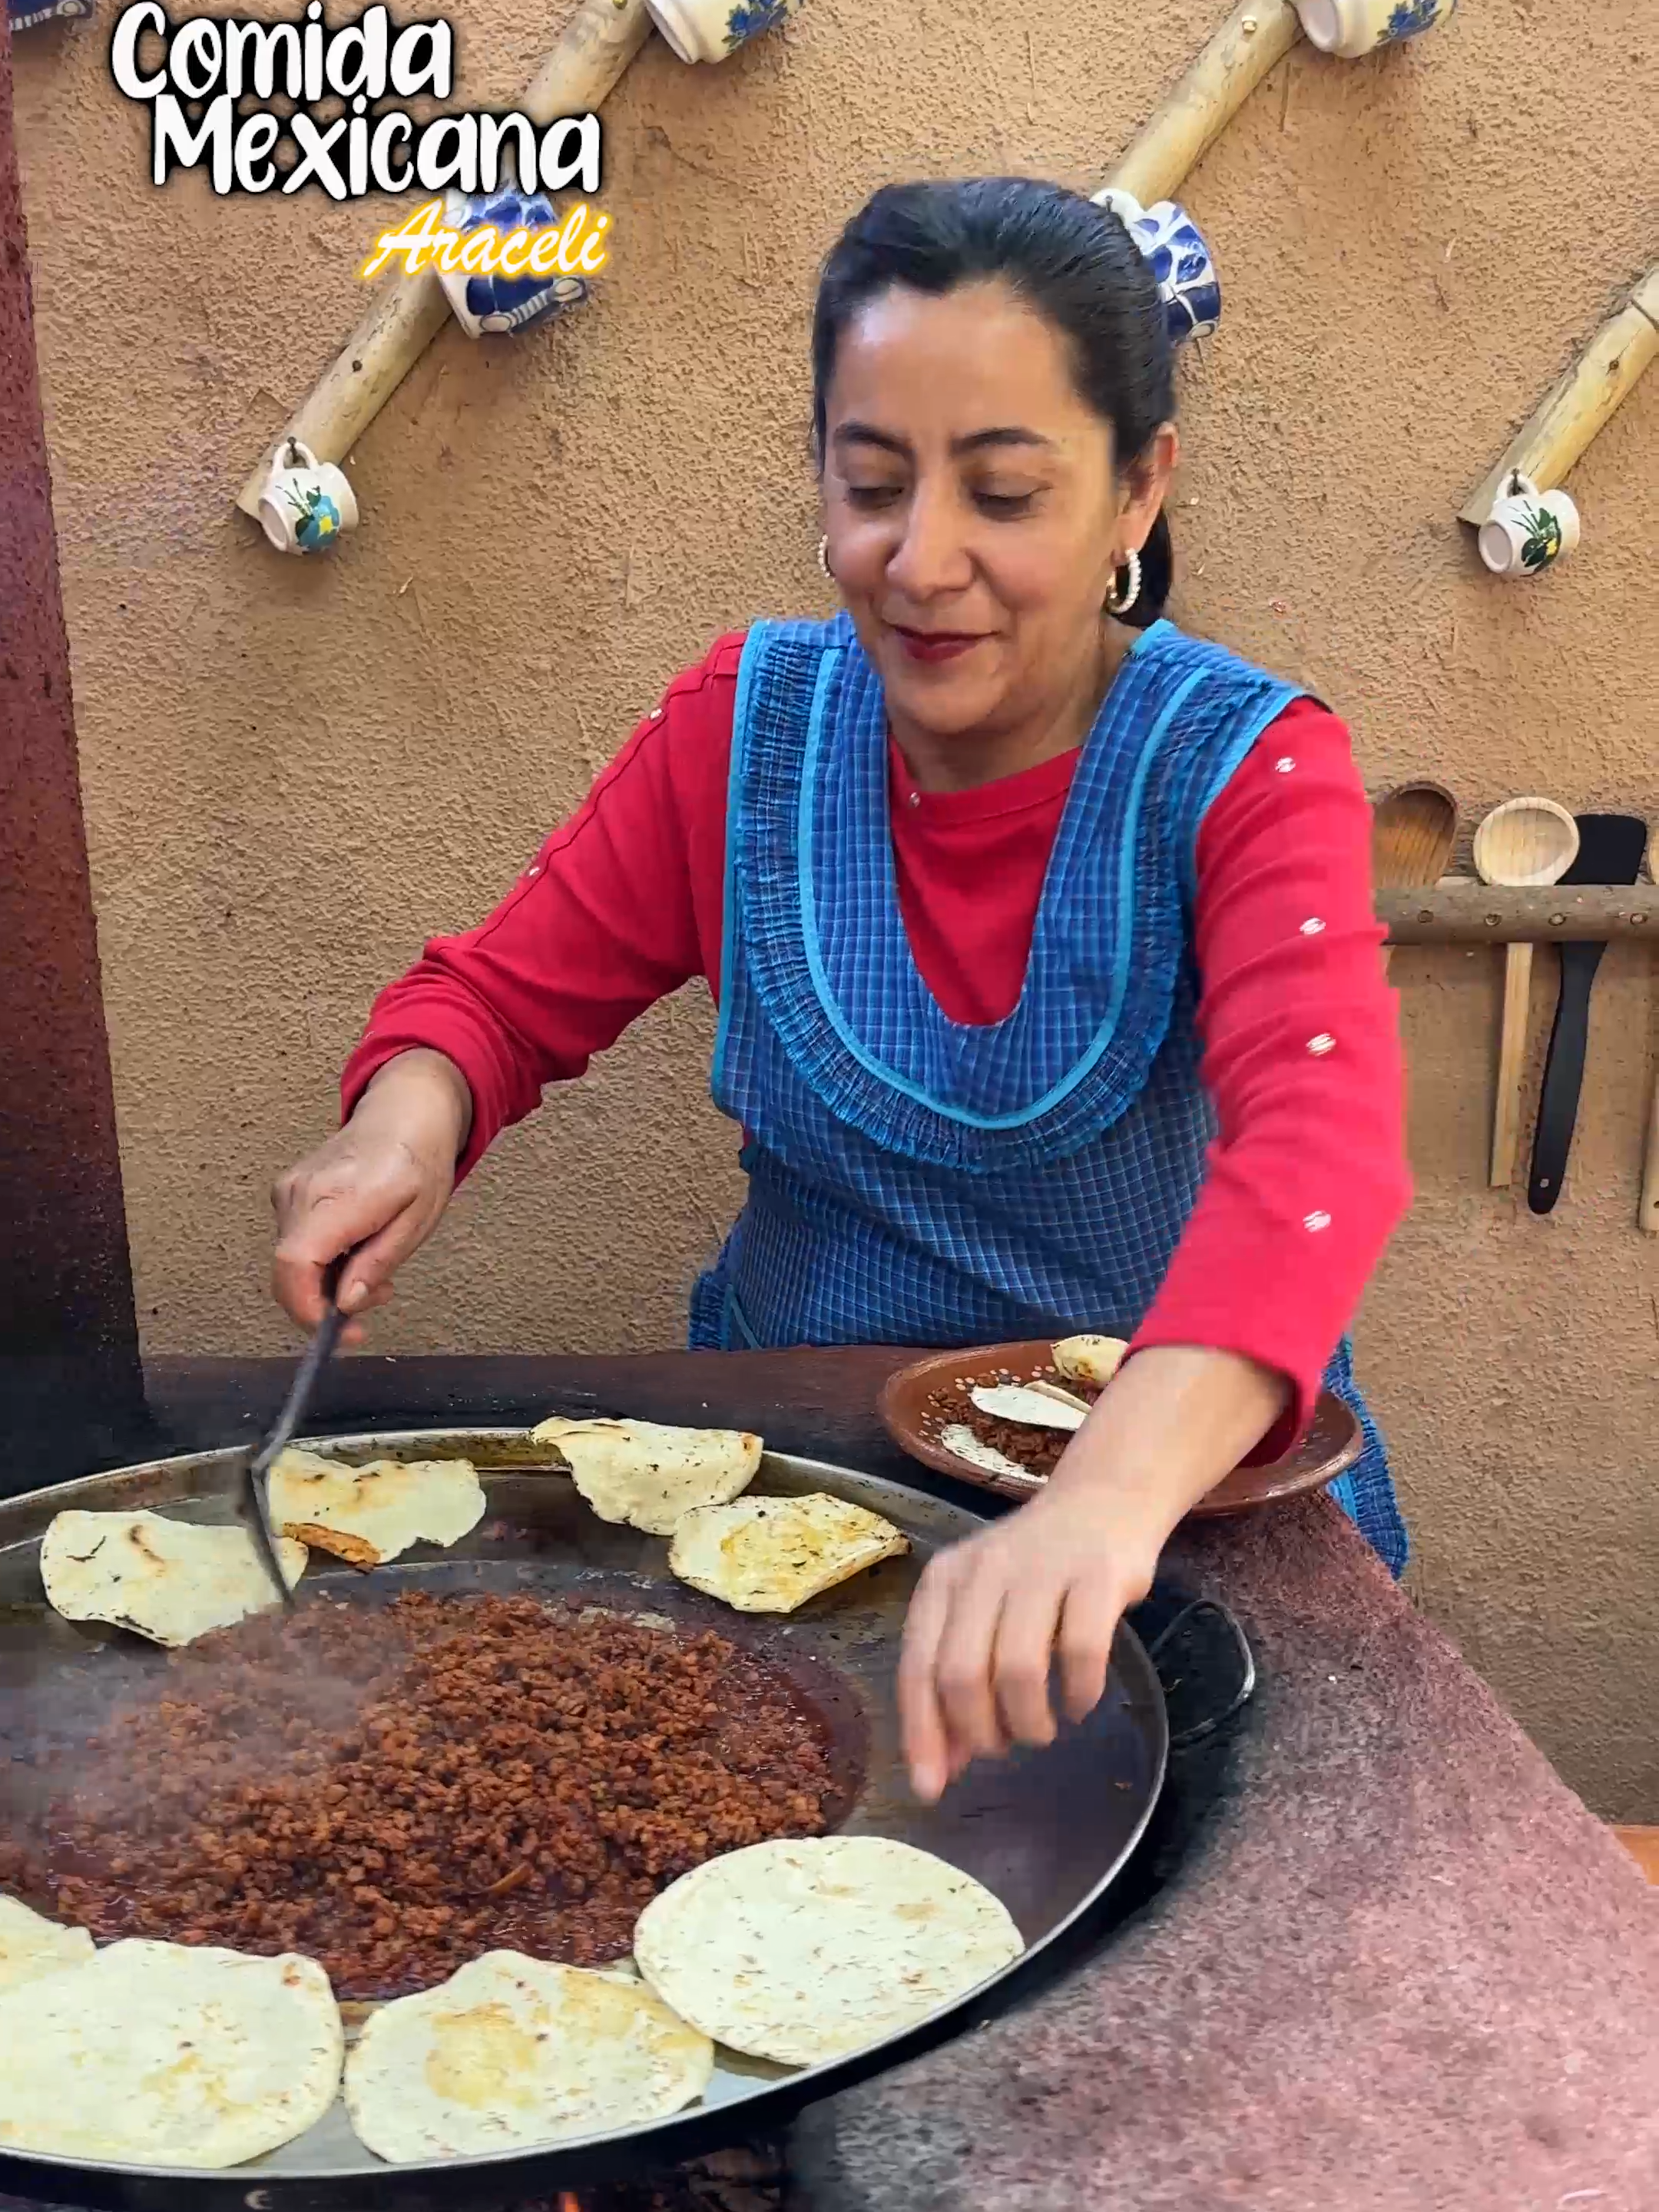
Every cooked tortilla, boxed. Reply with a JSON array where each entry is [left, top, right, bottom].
[[0, 1939, 343, 2167], [634, 1836, 1024, 2067], [940, 1425, 1041, 1482], [528, 1416, 761, 1535], [0, 1896, 94, 1991], [1051, 1333, 1128, 1389], [343, 1950, 712, 2163], [268, 1447, 485, 1568], [667, 1492, 909, 1614], [40, 1509, 307, 1647], [969, 1382, 1085, 1432]]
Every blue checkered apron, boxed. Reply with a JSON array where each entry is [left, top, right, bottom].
[[689, 614, 1406, 1575]]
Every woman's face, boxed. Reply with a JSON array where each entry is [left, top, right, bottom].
[[820, 279, 1174, 741]]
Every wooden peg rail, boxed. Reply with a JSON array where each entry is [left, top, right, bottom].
[[1379, 886, 1659, 945]]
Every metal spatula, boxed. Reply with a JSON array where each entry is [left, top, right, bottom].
[[240, 1258, 347, 1606]]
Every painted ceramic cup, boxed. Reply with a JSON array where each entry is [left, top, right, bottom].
[[8, 0, 94, 30], [1092, 187, 1220, 346], [438, 187, 588, 340], [257, 440, 359, 556], [1477, 474, 1581, 578], [1294, 0, 1457, 61], [646, 0, 791, 65]]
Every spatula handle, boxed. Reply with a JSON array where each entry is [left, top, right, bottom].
[[1489, 940, 1533, 1187], [249, 1255, 349, 1478], [1528, 942, 1603, 1214]]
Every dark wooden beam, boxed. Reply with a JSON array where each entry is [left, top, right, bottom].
[[0, 15, 148, 1485]]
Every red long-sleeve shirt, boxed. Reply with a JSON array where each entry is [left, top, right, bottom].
[[344, 631, 1410, 1449]]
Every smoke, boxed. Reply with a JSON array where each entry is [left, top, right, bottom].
[[0, 1588, 395, 1904]]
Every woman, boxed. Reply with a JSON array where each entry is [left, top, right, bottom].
[[273, 178, 1410, 1805]]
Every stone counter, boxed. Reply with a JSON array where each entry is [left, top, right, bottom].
[[793, 1495, 1659, 2211]]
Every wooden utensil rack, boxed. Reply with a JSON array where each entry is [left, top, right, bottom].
[[1379, 886, 1659, 944]]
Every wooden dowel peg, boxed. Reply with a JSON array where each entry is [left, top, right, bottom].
[[1459, 267, 1659, 527], [1105, 0, 1303, 211], [234, 0, 655, 522], [518, 0, 652, 124], [1379, 885, 1659, 943], [1489, 940, 1532, 1187], [233, 277, 452, 523]]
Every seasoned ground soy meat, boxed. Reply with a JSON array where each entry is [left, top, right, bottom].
[[922, 1367, 1104, 1480], [14, 1592, 835, 1998]]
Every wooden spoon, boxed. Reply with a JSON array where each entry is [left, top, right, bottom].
[[1641, 825, 1659, 1234], [1472, 797, 1580, 1187], [1372, 782, 1459, 978]]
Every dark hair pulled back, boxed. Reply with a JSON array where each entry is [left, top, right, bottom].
[[811, 177, 1176, 627]]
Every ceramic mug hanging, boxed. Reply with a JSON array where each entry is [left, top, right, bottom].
[[1293, 0, 1458, 61], [646, 0, 793, 65], [1091, 188, 1221, 346], [256, 440, 359, 556], [8, 0, 94, 29], [437, 188, 588, 340], [1477, 472, 1581, 578]]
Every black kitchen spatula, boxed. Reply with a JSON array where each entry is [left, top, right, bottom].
[[1527, 813, 1648, 1214]]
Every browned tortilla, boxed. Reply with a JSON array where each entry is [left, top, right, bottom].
[[279, 1521, 381, 1571]]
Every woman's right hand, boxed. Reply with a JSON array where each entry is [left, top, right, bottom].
[[270, 1049, 472, 1345]]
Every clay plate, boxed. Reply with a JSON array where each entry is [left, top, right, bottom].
[[876, 1339, 1362, 1516]]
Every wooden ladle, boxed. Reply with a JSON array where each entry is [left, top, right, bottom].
[[1372, 783, 1459, 978], [1472, 797, 1580, 1187]]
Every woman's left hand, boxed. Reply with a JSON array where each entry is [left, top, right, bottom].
[[897, 1475, 1166, 1804]]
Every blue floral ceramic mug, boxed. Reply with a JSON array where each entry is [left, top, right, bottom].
[[1294, 0, 1456, 61], [438, 188, 588, 341], [646, 0, 791, 65], [7, 0, 94, 31], [1092, 188, 1220, 346], [257, 440, 359, 557]]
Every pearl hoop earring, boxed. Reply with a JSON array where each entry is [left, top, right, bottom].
[[1105, 547, 1141, 618], [816, 535, 834, 582]]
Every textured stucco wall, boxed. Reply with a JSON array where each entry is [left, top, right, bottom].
[[13, 1, 1657, 1814]]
